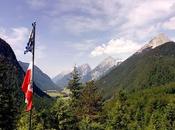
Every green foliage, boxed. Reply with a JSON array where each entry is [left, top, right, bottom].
[[0, 60, 22, 129], [68, 66, 82, 100], [79, 116, 104, 130], [165, 103, 175, 129], [104, 82, 175, 130], [50, 98, 78, 130], [79, 81, 103, 120], [17, 108, 44, 130], [16, 81, 175, 130], [17, 69, 104, 130], [105, 91, 130, 130], [78, 81, 104, 130], [17, 97, 78, 130]]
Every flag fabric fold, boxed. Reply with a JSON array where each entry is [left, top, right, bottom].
[[24, 27, 34, 54], [21, 62, 33, 112]]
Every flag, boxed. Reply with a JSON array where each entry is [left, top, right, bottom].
[[21, 62, 33, 112], [24, 23, 35, 54]]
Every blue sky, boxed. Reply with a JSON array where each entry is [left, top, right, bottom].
[[0, 0, 175, 77]]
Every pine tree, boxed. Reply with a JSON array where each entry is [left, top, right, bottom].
[[67, 66, 82, 129], [78, 81, 104, 130], [50, 98, 78, 130], [80, 81, 103, 120], [106, 91, 129, 130], [67, 66, 82, 100]]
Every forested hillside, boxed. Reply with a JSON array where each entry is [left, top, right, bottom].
[[0, 38, 49, 129], [96, 42, 175, 98]]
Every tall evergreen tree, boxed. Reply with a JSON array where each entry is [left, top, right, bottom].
[[78, 81, 104, 130], [67, 66, 82, 129], [106, 91, 129, 130], [0, 61, 21, 129], [80, 81, 103, 120], [67, 66, 82, 100]]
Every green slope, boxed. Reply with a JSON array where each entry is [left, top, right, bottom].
[[96, 42, 175, 98], [104, 82, 175, 130]]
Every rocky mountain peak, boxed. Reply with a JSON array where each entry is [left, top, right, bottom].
[[103, 56, 115, 63], [91, 56, 119, 80], [137, 33, 171, 53], [148, 33, 170, 48], [78, 64, 91, 76], [97, 56, 116, 69]]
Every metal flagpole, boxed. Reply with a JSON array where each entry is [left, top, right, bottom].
[[29, 22, 36, 130]]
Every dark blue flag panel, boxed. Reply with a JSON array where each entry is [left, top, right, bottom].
[[24, 23, 35, 54]]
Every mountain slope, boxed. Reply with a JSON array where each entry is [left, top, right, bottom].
[[137, 33, 170, 53], [53, 71, 70, 83], [96, 40, 175, 98], [0, 38, 49, 98], [19, 61, 61, 91], [54, 64, 92, 88], [90, 56, 121, 80]]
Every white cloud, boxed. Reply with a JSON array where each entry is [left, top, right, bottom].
[[162, 17, 175, 30], [47, 0, 128, 34], [68, 41, 96, 51], [0, 27, 46, 62], [0, 27, 31, 61], [48, 0, 121, 18], [64, 16, 109, 33], [46, 0, 175, 40], [117, 24, 160, 42], [90, 38, 142, 58], [26, 0, 47, 9], [0, 27, 29, 49], [123, 0, 174, 28]]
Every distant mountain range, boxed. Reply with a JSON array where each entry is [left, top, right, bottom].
[[96, 33, 175, 98], [53, 56, 122, 88], [1, 32, 175, 100], [19, 61, 61, 91]]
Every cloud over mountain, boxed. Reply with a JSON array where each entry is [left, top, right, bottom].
[[91, 38, 141, 58]]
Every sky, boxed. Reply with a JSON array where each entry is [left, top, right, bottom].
[[0, 0, 175, 77]]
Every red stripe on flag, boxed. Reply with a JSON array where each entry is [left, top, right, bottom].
[[21, 63, 33, 112]]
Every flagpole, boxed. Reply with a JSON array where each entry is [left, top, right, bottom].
[[29, 22, 36, 130]]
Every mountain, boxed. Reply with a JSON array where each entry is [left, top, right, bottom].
[[53, 56, 121, 88], [54, 64, 92, 88], [0, 38, 49, 98], [53, 70, 70, 83], [77, 64, 92, 82], [96, 34, 175, 98], [19, 61, 61, 91], [90, 56, 121, 80], [137, 33, 170, 53]]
